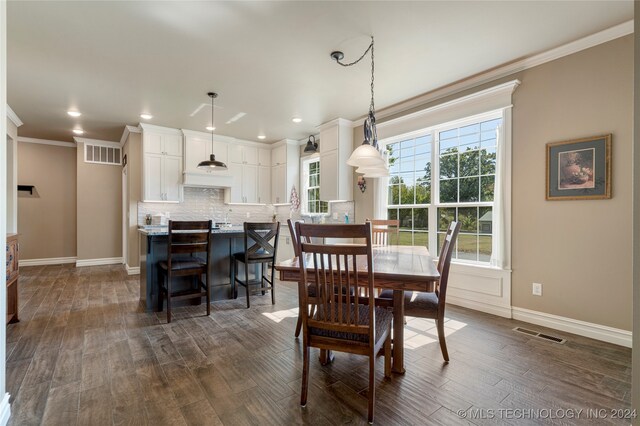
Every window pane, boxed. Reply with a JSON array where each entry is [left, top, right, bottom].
[[479, 207, 493, 234], [459, 177, 479, 202], [309, 175, 319, 187], [481, 118, 501, 131], [399, 208, 413, 230], [439, 154, 458, 179], [457, 234, 478, 261], [414, 232, 428, 247], [440, 179, 457, 203], [398, 231, 413, 246], [440, 138, 458, 154], [389, 185, 399, 205], [458, 207, 477, 232], [414, 208, 428, 230], [400, 157, 414, 173], [387, 145, 400, 173], [100, 147, 107, 162], [415, 177, 430, 204], [400, 173, 415, 204], [414, 153, 429, 171], [480, 148, 496, 175], [459, 151, 479, 177], [401, 138, 415, 149], [387, 209, 398, 221], [479, 235, 492, 262], [440, 128, 457, 140], [460, 123, 480, 135], [86, 146, 93, 161], [459, 133, 480, 150], [308, 202, 316, 213], [438, 208, 456, 231], [481, 175, 495, 202]]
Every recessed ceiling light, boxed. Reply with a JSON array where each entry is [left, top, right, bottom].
[[67, 110, 81, 117], [257, 135, 266, 140], [292, 117, 302, 123], [140, 113, 153, 120], [72, 129, 84, 135], [206, 126, 216, 131]]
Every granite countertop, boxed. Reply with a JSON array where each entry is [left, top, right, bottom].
[[138, 225, 245, 236]]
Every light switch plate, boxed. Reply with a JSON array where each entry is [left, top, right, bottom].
[[532, 282, 542, 296]]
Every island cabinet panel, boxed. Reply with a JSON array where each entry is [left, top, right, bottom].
[[6, 234, 19, 324], [139, 230, 263, 311]]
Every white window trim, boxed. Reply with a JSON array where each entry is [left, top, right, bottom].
[[300, 154, 323, 215]]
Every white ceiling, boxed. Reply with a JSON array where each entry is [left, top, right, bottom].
[[7, 1, 633, 144]]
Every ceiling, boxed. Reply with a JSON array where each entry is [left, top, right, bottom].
[[7, 1, 633, 144]]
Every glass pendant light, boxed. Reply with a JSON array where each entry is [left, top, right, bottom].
[[198, 92, 228, 170]]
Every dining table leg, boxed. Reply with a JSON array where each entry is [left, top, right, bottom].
[[392, 289, 405, 374]]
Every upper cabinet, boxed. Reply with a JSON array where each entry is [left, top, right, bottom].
[[319, 119, 353, 201], [229, 145, 258, 166], [141, 124, 184, 203], [182, 130, 233, 188]]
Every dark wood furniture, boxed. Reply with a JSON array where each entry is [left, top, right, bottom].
[[157, 220, 212, 323], [379, 221, 460, 362], [288, 219, 311, 338], [366, 219, 399, 246], [6, 233, 19, 324], [276, 244, 439, 374], [296, 223, 392, 424], [232, 222, 280, 308]]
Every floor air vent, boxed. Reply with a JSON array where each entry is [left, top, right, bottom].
[[513, 327, 566, 344]]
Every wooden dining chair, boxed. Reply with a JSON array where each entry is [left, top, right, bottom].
[[366, 219, 399, 246], [157, 220, 212, 323], [288, 219, 312, 338], [232, 222, 280, 308], [379, 221, 460, 362], [296, 222, 392, 424]]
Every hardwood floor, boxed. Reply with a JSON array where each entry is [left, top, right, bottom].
[[6, 264, 631, 425]]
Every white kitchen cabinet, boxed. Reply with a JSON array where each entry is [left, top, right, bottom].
[[258, 166, 271, 204], [318, 118, 353, 201], [227, 163, 243, 203], [226, 163, 259, 204], [229, 145, 258, 166], [258, 148, 271, 167], [141, 124, 184, 202], [271, 145, 286, 166], [272, 164, 286, 204], [183, 132, 228, 174], [270, 140, 300, 205]]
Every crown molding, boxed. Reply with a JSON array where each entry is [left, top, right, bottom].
[[368, 19, 633, 123], [6, 105, 23, 127], [271, 138, 301, 148], [181, 129, 261, 147], [74, 137, 120, 148], [139, 123, 183, 135], [316, 118, 354, 132], [18, 137, 75, 148], [119, 125, 142, 147]]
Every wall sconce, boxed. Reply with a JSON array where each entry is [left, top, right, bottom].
[[357, 176, 367, 193]]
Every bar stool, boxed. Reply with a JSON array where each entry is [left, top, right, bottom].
[[157, 220, 212, 323], [231, 222, 280, 308]]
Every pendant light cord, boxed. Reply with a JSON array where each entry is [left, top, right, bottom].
[[333, 36, 375, 117], [210, 94, 215, 152]]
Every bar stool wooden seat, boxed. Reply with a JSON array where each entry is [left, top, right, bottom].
[[157, 220, 212, 323], [232, 222, 280, 308]]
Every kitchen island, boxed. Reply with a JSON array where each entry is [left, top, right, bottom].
[[138, 225, 261, 311]]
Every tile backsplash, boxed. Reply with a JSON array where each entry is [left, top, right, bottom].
[[137, 187, 354, 227]]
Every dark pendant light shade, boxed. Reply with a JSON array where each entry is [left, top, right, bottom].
[[303, 135, 318, 153], [198, 92, 228, 170]]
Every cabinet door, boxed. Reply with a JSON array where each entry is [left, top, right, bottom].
[[258, 148, 271, 167], [211, 140, 228, 165], [184, 137, 210, 173], [258, 166, 271, 204], [227, 163, 243, 203], [243, 146, 258, 165], [320, 151, 338, 201], [144, 133, 163, 154], [228, 145, 244, 164], [272, 145, 286, 166], [163, 133, 183, 157], [144, 154, 163, 201], [242, 165, 258, 203], [163, 156, 183, 202], [272, 164, 286, 204], [320, 126, 339, 153]]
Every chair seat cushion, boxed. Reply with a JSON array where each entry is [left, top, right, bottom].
[[233, 251, 274, 263], [309, 304, 392, 344], [159, 257, 206, 271], [377, 290, 439, 317]]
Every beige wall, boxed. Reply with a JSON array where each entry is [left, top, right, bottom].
[[353, 35, 633, 330], [631, 1, 639, 418], [6, 117, 18, 232], [76, 142, 122, 260], [17, 142, 77, 259], [123, 132, 141, 267]]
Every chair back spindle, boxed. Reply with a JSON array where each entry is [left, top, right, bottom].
[[366, 219, 399, 246]]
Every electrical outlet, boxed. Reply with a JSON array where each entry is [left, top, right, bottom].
[[246, 212, 250, 218], [333, 212, 338, 220], [532, 282, 543, 296]]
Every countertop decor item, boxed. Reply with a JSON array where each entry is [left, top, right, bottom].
[[197, 92, 228, 170], [290, 185, 300, 212], [357, 176, 366, 193]]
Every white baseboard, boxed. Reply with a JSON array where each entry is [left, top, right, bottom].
[[19, 256, 77, 267], [447, 295, 512, 319], [512, 307, 631, 348], [125, 264, 140, 275], [0, 393, 11, 426], [75, 257, 123, 267]]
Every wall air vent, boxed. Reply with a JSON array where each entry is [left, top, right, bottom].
[[84, 143, 121, 166], [513, 327, 566, 344]]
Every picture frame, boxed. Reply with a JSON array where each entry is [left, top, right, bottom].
[[546, 134, 611, 200]]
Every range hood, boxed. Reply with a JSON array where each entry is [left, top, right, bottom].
[[183, 171, 233, 188]]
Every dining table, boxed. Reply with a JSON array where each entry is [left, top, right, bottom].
[[275, 244, 440, 374]]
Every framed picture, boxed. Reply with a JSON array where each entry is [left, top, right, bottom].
[[546, 134, 611, 200]]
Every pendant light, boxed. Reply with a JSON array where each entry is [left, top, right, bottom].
[[197, 92, 227, 170], [331, 36, 388, 175], [303, 135, 318, 153]]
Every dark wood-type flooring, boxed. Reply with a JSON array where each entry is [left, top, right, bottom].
[[6, 264, 632, 425]]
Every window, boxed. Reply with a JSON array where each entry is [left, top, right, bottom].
[[302, 156, 328, 214], [84, 143, 121, 166], [384, 113, 502, 264]]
